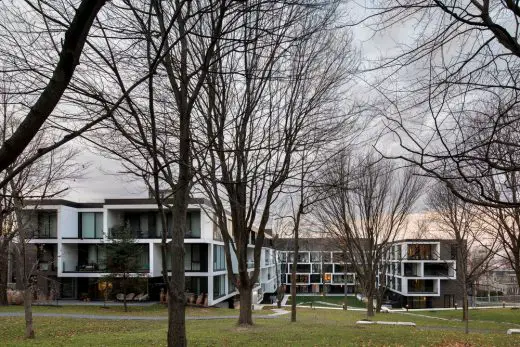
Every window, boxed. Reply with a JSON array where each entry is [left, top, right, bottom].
[[334, 264, 345, 273], [310, 274, 321, 283], [80, 212, 103, 238], [296, 264, 310, 273], [407, 244, 433, 260], [213, 275, 226, 299], [124, 212, 157, 238], [37, 212, 57, 238], [295, 274, 309, 283], [185, 276, 208, 294], [332, 274, 345, 283], [184, 244, 208, 272], [322, 252, 331, 263], [311, 264, 321, 273], [213, 245, 226, 271], [186, 212, 201, 238], [310, 252, 320, 262], [323, 273, 332, 283]]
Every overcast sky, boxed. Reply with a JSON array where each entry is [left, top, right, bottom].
[[61, 2, 415, 202]]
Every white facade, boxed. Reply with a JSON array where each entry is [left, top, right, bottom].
[[26, 199, 278, 306]]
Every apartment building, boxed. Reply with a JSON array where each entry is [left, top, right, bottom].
[[276, 238, 463, 308], [20, 198, 278, 307], [276, 238, 357, 295], [383, 239, 462, 308]]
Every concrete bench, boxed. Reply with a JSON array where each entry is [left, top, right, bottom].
[[356, 321, 416, 327], [507, 329, 520, 335]]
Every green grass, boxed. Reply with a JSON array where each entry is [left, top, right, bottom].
[[413, 308, 520, 325], [287, 295, 366, 308], [2, 307, 520, 346], [0, 304, 267, 317]]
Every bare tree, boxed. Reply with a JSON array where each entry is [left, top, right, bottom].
[[0, 80, 77, 308], [75, 1, 234, 345], [355, 0, 520, 208], [315, 151, 423, 316], [195, 1, 354, 325], [0, 0, 106, 175], [7, 145, 77, 338], [427, 183, 498, 333]]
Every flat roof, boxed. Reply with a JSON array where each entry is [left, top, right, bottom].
[[25, 197, 211, 208]]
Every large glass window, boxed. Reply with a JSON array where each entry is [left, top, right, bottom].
[[186, 212, 201, 238], [213, 245, 226, 271], [184, 244, 208, 272], [37, 212, 57, 238], [185, 276, 208, 295], [80, 212, 103, 238], [213, 275, 226, 299], [123, 212, 157, 238], [407, 244, 434, 260]]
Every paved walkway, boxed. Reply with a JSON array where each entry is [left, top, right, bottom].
[[0, 309, 290, 321]]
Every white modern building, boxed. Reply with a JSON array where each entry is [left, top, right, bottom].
[[21, 198, 278, 307], [384, 239, 461, 308]]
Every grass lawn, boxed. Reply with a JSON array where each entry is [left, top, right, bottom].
[[2, 307, 519, 346], [287, 295, 366, 308], [412, 308, 520, 325], [0, 304, 268, 317]]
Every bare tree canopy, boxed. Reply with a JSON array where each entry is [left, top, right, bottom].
[[356, 0, 520, 207], [0, 0, 106, 175], [194, 0, 356, 325], [314, 151, 424, 316], [427, 183, 497, 331]]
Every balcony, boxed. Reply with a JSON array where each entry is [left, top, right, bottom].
[[424, 263, 451, 277], [407, 279, 437, 294], [407, 244, 436, 260], [404, 263, 421, 277]]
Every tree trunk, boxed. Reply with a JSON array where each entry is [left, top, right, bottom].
[[0, 251, 8, 305], [376, 295, 381, 313], [366, 292, 374, 317], [343, 274, 348, 310], [167, 290, 186, 347], [291, 228, 299, 322], [463, 290, 468, 322], [123, 276, 127, 312], [290, 269, 297, 321], [238, 286, 253, 325], [167, 192, 188, 346], [23, 288, 34, 338]]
